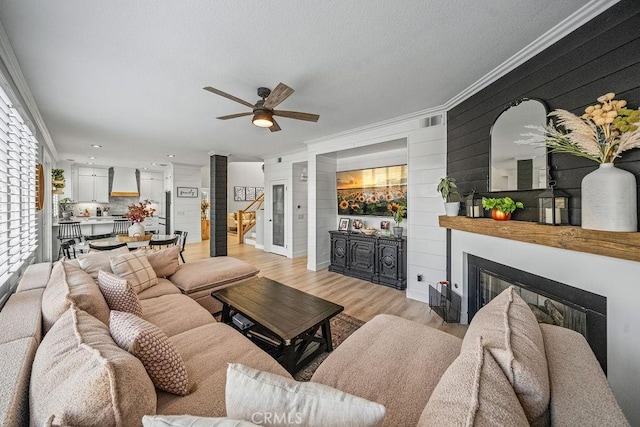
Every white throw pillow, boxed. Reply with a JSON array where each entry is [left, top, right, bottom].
[[142, 415, 258, 427], [225, 363, 386, 427]]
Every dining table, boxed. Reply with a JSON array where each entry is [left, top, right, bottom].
[[76, 234, 178, 252]]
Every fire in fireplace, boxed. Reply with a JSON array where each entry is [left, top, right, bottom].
[[467, 255, 607, 371]]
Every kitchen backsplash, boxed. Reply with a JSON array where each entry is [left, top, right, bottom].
[[73, 197, 161, 217]]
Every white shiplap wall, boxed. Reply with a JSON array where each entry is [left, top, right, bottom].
[[171, 163, 201, 243], [406, 125, 447, 303], [308, 153, 337, 271], [292, 162, 308, 258]]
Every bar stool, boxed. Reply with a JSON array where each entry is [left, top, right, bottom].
[[57, 221, 82, 259], [113, 219, 130, 235]]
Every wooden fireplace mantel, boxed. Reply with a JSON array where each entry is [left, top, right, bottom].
[[439, 216, 640, 263]]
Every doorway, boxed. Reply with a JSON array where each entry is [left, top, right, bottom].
[[269, 180, 287, 256]]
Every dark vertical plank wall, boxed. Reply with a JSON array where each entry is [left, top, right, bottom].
[[447, 0, 640, 225], [210, 155, 228, 257]]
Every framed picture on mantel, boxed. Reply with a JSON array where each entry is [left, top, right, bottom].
[[338, 217, 350, 231]]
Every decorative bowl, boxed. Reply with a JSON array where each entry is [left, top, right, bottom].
[[361, 228, 377, 236]]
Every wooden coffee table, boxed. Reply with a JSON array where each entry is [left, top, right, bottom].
[[212, 277, 344, 374]]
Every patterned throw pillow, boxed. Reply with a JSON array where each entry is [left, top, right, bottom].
[[97, 270, 143, 317], [109, 310, 190, 395], [110, 251, 158, 294]]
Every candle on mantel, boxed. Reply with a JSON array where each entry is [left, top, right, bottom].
[[473, 205, 481, 217], [544, 208, 562, 224]]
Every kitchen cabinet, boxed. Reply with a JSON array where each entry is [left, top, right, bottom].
[[139, 172, 163, 202], [329, 231, 406, 290], [143, 217, 159, 233], [77, 167, 109, 202]]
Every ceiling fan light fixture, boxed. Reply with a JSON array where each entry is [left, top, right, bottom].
[[252, 109, 273, 128]]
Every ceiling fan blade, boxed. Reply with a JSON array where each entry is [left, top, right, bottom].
[[273, 110, 320, 122], [264, 83, 295, 109], [203, 86, 255, 109], [216, 112, 253, 120], [269, 118, 281, 132]]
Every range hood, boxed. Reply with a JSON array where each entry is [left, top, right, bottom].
[[110, 167, 140, 197]]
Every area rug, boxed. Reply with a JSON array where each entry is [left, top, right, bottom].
[[294, 312, 365, 381]]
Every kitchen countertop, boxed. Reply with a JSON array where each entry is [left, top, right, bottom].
[[53, 216, 160, 226]]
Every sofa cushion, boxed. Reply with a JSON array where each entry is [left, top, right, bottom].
[[156, 323, 291, 417], [15, 261, 51, 292], [110, 251, 159, 293], [226, 363, 386, 427], [141, 294, 215, 337], [140, 246, 180, 278], [419, 337, 529, 426], [110, 310, 190, 395], [0, 337, 38, 427], [42, 259, 111, 333], [30, 306, 156, 427], [311, 314, 462, 427], [143, 415, 259, 427], [138, 277, 182, 300], [462, 286, 549, 424], [78, 246, 130, 279], [0, 288, 43, 344], [540, 324, 628, 426], [97, 270, 143, 316], [169, 257, 258, 294]]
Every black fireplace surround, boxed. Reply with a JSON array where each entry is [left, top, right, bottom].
[[467, 255, 607, 372]]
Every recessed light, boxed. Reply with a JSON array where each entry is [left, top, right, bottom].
[[166, 154, 175, 158], [87, 162, 94, 165], [89, 156, 96, 159], [159, 163, 168, 167], [91, 144, 102, 148], [66, 158, 75, 162], [151, 162, 157, 166], [143, 167, 149, 170]]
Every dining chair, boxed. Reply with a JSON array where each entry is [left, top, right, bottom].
[[174, 230, 188, 263], [84, 233, 115, 241], [148, 235, 179, 250], [112, 219, 130, 235], [88, 241, 128, 251], [57, 221, 83, 259]]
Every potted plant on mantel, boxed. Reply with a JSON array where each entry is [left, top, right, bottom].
[[387, 202, 406, 238], [482, 197, 524, 221], [437, 176, 461, 216]]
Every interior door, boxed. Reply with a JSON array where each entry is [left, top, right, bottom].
[[270, 181, 287, 256]]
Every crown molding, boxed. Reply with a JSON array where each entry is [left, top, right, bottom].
[[0, 21, 58, 160], [444, 0, 620, 110], [304, 105, 446, 147]]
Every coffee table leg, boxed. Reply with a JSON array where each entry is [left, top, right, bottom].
[[322, 319, 334, 352], [221, 303, 231, 323], [283, 343, 295, 374]]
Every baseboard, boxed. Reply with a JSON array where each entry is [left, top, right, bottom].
[[406, 286, 429, 304]]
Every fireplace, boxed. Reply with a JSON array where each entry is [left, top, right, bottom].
[[467, 254, 607, 372]]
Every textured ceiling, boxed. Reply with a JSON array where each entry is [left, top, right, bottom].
[[0, 0, 590, 168]]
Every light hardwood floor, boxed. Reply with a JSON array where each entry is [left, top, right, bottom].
[[184, 236, 466, 339]]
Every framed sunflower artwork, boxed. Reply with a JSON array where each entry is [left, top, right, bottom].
[[336, 165, 407, 217]]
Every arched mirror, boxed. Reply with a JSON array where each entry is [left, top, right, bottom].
[[490, 99, 548, 191]]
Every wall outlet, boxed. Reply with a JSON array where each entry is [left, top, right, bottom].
[[417, 274, 423, 282]]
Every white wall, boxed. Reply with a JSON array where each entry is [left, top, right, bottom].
[[171, 163, 201, 243], [292, 162, 308, 258], [226, 162, 264, 213], [307, 153, 337, 270], [406, 125, 448, 302], [450, 230, 640, 423]]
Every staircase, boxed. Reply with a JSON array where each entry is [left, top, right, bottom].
[[236, 193, 264, 244]]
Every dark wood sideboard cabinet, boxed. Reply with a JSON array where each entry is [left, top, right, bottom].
[[328, 231, 406, 290]]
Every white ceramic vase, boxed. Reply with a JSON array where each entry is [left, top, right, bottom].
[[444, 201, 461, 217], [581, 163, 637, 232], [128, 221, 145, 237]]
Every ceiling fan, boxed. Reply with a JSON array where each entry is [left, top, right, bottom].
[[203, 83, 319, 132]]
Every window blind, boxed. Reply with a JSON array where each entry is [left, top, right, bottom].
[[0, 86, 37, 288]]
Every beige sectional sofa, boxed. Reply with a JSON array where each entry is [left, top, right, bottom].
[[0, 253, 629, 426]]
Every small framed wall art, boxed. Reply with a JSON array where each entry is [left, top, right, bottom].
[[245, 187, 256, 201], [338, 217, 351, 231], [177, 187, 198, 198], [234, 186, 245, 201]]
